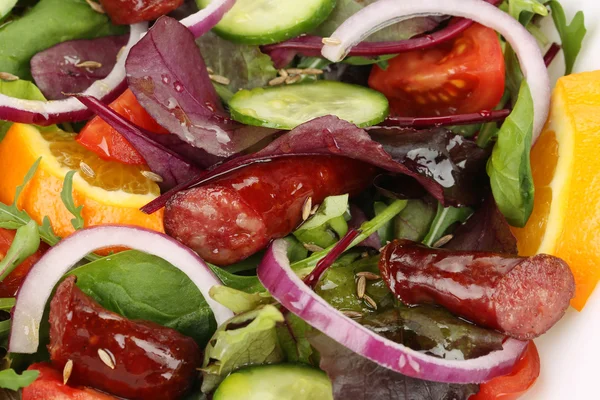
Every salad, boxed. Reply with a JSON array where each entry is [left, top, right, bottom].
[[0, 0, 592, 399]]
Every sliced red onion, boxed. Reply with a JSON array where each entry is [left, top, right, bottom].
[[258, 239, 528, 384], [0, 23, 147, 126], [180, 0, 236, 38], [9, 225, 234, 354], [321, 0, 551, 143]]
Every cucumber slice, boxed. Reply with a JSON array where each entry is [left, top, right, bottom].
[[213, 364, 333, 400], [197, 0, 336, 45], [229, 81, 390, 130]]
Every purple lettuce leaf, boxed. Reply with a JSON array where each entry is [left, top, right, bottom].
[[74, 95, 202, 191], [445, 195, 518, 255], [309, 333, 479, 400], [370, 128, 490, 207], [30, 35, 127, 100], [125, 16, 277, 157]]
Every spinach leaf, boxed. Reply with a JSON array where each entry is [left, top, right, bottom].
[[422, 203, 472, 247], [0, 368, 39, 390], [201, 306, 285, 393], [393, 199, 436, 242], [487, 81, 535, 227], [68, 250, 217, 346], [209, 286, 272, 314], [60, 171, 84, 230], [310, 333, 479, 400], [197, 31, 278, 93], [549, 1, 587, 75], [0, 80, 46, 142], [0, 220, 39, 281], [0, 0, 126, 79], [294, 195, 349, 249], [0, 159, 61, 246]]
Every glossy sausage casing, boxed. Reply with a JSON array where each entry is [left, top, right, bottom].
[[379, 240, 575, 340], [165, 156, 377, 265], [99, 0, 183, 25], [48, 277, 201, 400]]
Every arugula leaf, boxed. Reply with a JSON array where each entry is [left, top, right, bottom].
[[294, 195, 349, 248], [197, 32, 277, 93], [69, 250, 218, 346], [422, 203, 473, 247], [276, 313, 316, 365], [0, 368, 38, 390], [0, 158, 61, 246], [0, 220, 40, 281], [393, 199, 436, 242], [201, 306, 285, 393], [487, 81, 535, 227], [60, 170, 84, 230], [0, 80, 46, 142], [209, 286, 272, 314], [0, 0, 126, 79], [507, 0, 548, 24], [549, 0, 587, 75]]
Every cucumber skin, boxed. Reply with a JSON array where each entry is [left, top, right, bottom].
[[199, 0, 336, 45], [213, 364, 333, 400], [229, 82, 390, 130]]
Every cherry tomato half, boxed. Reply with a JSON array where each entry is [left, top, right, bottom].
[[76, 89, 169, 165], [472, 341, 541, 400], [0, 228, 48, 298], [369, 23, 505, 117], [22, 363, 117, 400]]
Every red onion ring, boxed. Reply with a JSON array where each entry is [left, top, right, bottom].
[[257, 239, 528, 384], [0, 23, 148, 126], [321, 0, 551, 143], [9, 225, 234, 354], [180, 0, 236, 38]]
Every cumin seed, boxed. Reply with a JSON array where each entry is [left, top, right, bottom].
[[303, 68, 324, 75], [98, 348, 115, 369], [285, 75, 301, 85], [356, 276, 366, 299], [286, 68, 304, 75], [303, 243, 324, 252], [63, 360, 73, 385], [268, 76, 286, 86], [322, 37, 341, 46], [79, 161, 95, 178], [0, 72, 19, 81], [278, 69, 289, 78], [76, 61, 102, 69], [432, 234, 454, 248], [342, 311, 363, 319], [302, 197, 312, 221], [141, 170, 164, 183], [310, 204, 319, 215], [209, 74, 230, 85], [86, 0, 105, 14], [363, 294, 378, 310], [207, 67, 215, 74], [357, 271, 380, 280]]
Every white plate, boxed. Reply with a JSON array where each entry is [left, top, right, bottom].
[[523, 1, 600, 399]]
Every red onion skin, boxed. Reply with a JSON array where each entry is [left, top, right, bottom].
[[258, 239, 528, 384]]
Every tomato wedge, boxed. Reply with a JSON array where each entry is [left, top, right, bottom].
[[0, 228, 48, 298], [472, 341, 541, 400], [76, 89, 169, 165], [22, 363, 117, 400], [369, 23, 505, 117]]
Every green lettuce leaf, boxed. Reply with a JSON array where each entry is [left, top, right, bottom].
[[507, 0, 548, 24], [422, 203, 473, 247], [197, 31, 277, 94], [549, 0, 587, 75], [487, 81, 535, 227], [0, 368, 39, 391], [294, 194, 349, 248], [201, 306, 285, 393], [0, 219, 40, 281], [276, 313, 316, 365], [0, 1, 17, 23], [393, 199, 437, 242], [209, 286, 272, 314], [0, 0, 126, 79], [0, 80, 46, 142]]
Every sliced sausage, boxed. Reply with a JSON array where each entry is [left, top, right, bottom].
[[99, 0, 184, 25], [48, 276, 201, 400], [379, 239, 575, 340], [165, 156, 377, 265]]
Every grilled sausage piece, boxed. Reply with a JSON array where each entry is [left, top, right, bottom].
[[164, 156, 377, 266], [379, 239, 575, 340], [48, 277, 201, 400]]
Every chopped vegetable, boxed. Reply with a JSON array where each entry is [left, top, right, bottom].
[[548, 1, 587, 75]]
